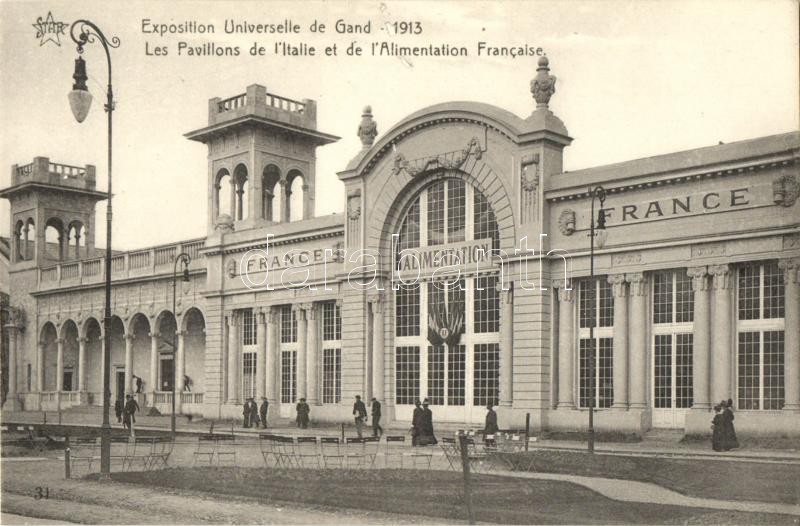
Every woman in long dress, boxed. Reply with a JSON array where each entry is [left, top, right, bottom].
[[711, 405, 724, 451], [722, 398, 739, 450], [411, 400, 423, 446]]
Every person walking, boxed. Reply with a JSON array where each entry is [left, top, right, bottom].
[[243, 398, 257, 428], [484, 403, 499, 446], [134, 375, 143, 394], [124, 394, 140, 438], [722, 399, 739, 450], [114, 398, 124, 424], [711, 404, 724, 451], [371, 397, 383, 437], [419, 399, 438, 446], [411, 400, 423, 446], [259, 397, 269, 429], [353, 395, 368, 438], [296, 398, 310, 429]]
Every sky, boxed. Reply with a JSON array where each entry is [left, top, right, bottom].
[[1, 0, 797, 250]]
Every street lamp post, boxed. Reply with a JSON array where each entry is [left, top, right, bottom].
[[171, 253, 191, 436], [587, 185, 608, 454], [68, 20, 120, 478]]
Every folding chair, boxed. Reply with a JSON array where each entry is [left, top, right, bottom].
[[362, 436, 380, 468], [259, 434, 279, 467], [440, 437, 460, 471], [125, 437, 156, 471], [215, 435, 237, 466], [409, 441, 433, 469], [193, 434, 216, 466], [109, 436, 131, 472], [384, 436, 406, 468], [149, 436, 174, 469], [320, 437, 344, 468], [70, 437, 99, 474], [344, 437, 365, 469], [295, 437, 320, 468]]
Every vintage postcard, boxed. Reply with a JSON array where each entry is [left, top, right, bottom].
[[1, 1, 798, 524]]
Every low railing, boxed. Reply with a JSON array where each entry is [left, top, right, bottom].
[[180, 392, 203, 404], [62, 391, 79, 402], [129, 249, 151, 269], [61, 262, 79, 280], [16, 163, 34, 177], [41, 391, 57, 402], [153, 391, 173, 404], [38, 238, 206, 290], [267, 93, 305, 114], [49, 162, 86, 179], [218, 93, 247, 112]]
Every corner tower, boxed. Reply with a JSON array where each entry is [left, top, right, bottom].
[[0, 157, 104, 267], [185, 84, 340, 234]]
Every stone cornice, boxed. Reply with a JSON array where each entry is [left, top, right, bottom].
[[546, 152, 798, 203], [203, 229, 343, 257]]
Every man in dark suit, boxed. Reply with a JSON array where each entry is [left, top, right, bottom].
[[371, 397, 383, 437], [259, 397, 269, 429], [353, 395, 368, 438], [243, 398, 257, 428]]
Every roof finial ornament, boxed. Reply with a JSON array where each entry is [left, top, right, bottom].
[[531, 56, 556, 109], [357, 105, 378, 149]]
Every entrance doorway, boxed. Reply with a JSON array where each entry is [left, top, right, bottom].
[[115, 369, 125, 402], [652, 333, 693, 428], [160, 356, 174, 392], [62, 368, 73, 392]]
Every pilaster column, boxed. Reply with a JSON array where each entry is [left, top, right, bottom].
[[37, 340, 45, 392], [256, 310, 267, 400], [687, 266, 711, 410], [306, 303, 319, 405], [124, 334, 134, 395], [175, 330, 185, 413], [7, 327, 18, 398], [56, 338, 65, 392], [627, 273, 648, 409], [370, 294, 386, 402], [554, 280, 575, 409], [78, 337, 87, 392], [294, 304, 308, 400], [149, 332, 159, 397], [609, 275, 629, 409], [266, 308, 278, 403], [227, 313, 239, 403], [709, 264, 732, 404], [499, 283, 514, 407], [778, 258, 800, 412]]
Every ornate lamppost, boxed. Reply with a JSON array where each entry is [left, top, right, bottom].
[[587, 185, 608, 453], [67, 20, 120, 478], [171, 253, 191, 436]]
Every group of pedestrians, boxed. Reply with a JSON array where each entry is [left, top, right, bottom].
[[114, 394, 140, 435], [711, 398, 739, 451], [243, 397, 270, 428], [352, 395, 383, 438], [410, 399, 438, 446]]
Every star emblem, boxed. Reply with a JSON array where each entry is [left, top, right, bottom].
[[32, 12, 67, 47]]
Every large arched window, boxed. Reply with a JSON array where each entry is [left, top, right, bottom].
[[262, 165, 281, 221], [392, 175, 501, 423]]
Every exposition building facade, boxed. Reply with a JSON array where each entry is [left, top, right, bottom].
[[2, 58, 799, 436]]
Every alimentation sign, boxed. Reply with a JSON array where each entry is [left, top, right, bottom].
[[395, 238, 496, 273]]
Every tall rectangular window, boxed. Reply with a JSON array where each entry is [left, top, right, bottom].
[[322, 302, 342, 341], [736, 262, 785, 410], [427, 345, 445, 405], [242, 351, 256, 399], [322, 348, 341, 404], [579, 278, 613, 329], [474, 275, 500, 333], [473, 343, 499, 406], [395, 284, 420, 337], [242, 308, 256, 346], [427, 181, 445, 246], [395, 346, 420, 405], [281, 350, 296, 403], [474, 190, 500, 251], [447, 179, 466, 243], [447, 344, 466, 406], [281, 306, 297, 343], [579, 338, 613, 408]]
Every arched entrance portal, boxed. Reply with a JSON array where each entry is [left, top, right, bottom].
[[389, 173, 503, 424]]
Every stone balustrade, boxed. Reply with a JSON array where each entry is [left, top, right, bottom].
[[208, 84, 317, 129], [38, 238, 206, 291], [11, 157, 97, 191]]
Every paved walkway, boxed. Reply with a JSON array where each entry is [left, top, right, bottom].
[[497, 470, 800, 517]]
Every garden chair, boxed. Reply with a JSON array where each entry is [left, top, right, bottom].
[[259, 434, 279, 467], [149, 436, 174, 469], [362, 436, 380, 468], [215, 434, 237, 466], [384, 435, 406, 468], [69, 437, 99, 474], [109, 436, 131, 471], [320, 437, 344, 468], [344, 437, 365, 468], [295, 436, 320, 468], [192, 434, 216, 466], [440, 437, 460, 471]]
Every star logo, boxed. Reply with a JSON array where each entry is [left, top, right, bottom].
[[32, 12, 67, 47]]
